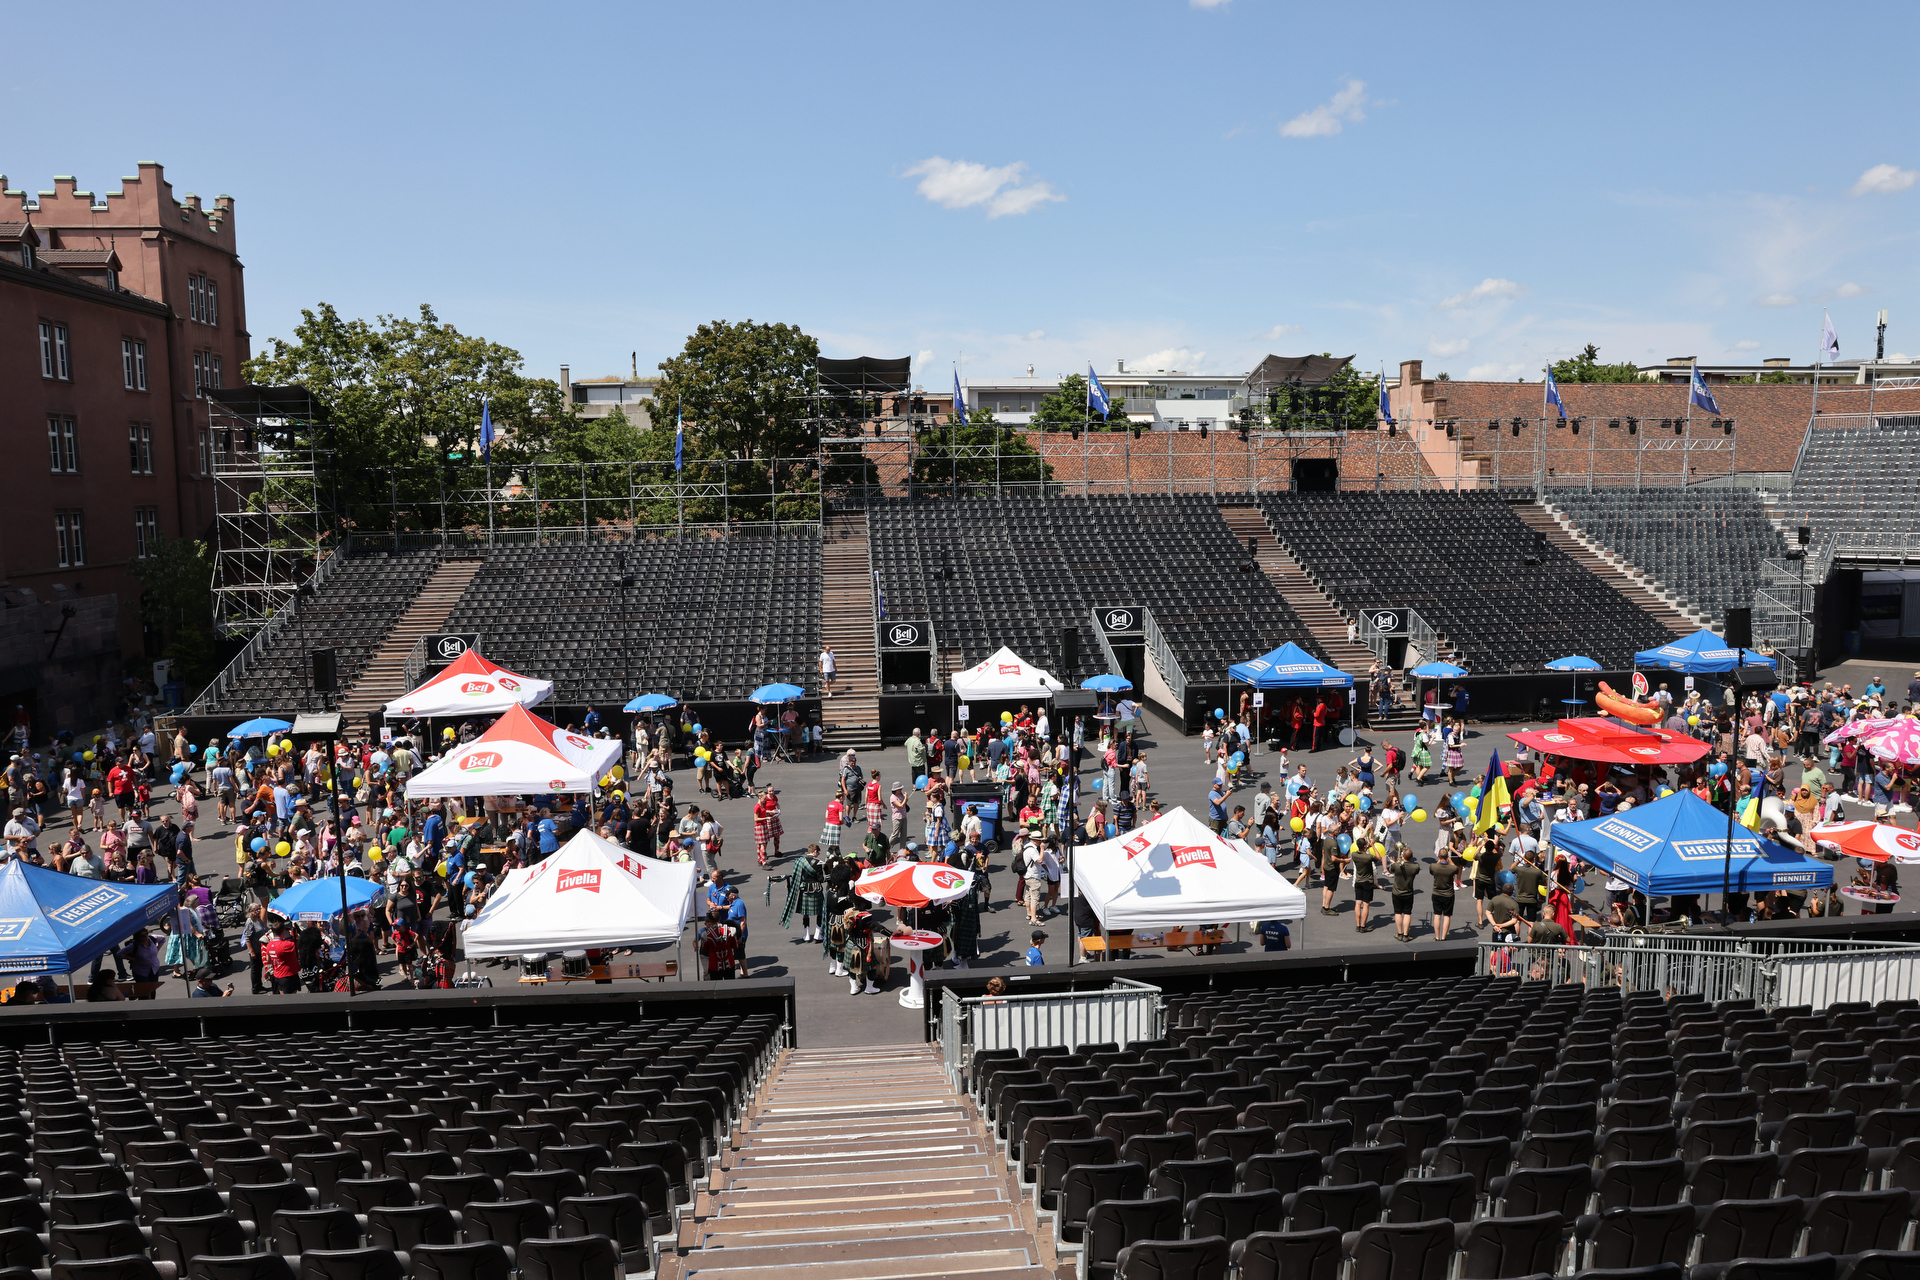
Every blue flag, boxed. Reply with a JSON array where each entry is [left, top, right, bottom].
[[1376, 372, 1393, 424], [674, 400, 684, 473], [1543, 367, 1568, 419], [952, 369, 966, 423], [479, 397, 494, 459], [1689, 362, 1722, 416], [1087, 365, 1111, 417]]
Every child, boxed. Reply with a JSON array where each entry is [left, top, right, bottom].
[[1201, 721, 1216, 763], [1025, 930, 1047, 966]]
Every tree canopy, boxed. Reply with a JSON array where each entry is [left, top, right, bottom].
[[912, 409, 1052, 490], [1032, 373, 1132, 432], [1550, 344, 1652, 384], [126, 535, 222, 686]]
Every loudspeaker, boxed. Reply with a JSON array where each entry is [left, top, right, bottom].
[[1061, 627, 1079, 673], [310, 647, 337, 693], [1723, 607, 1752, 650]]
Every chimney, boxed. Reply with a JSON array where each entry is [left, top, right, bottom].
[[1400, 359, 1423, 386], [1666, 356, 1694, 367], [1117, 359, 1126, 373], [559, 364, 571, 400]]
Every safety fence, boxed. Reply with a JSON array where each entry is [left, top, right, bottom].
[[938, 979, 1165, 1090], [1476, 933, 1920, 1009]]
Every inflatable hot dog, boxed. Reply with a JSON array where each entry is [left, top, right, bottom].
[[1595, 681, 1662, 725]]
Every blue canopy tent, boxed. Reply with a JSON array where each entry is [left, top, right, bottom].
[[267, 876, 385, 923], [1634, 629, 1778, 675], [0, 860, 176, 980], [1551, 789, 1833, 900], [1228, 642, 1357, 749]]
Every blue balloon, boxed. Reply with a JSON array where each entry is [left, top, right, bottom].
[[1090, 777, 1103, 792], [915, 774, 928, 790], [693, 724, 704, 734], [250, 837, 266, 852], [72, 752, 84, 763], [1230, 752, 1245, 767], [1359, 796, 1372, 811], [1708, 762, 1728, 778], [1214, 708, 1225, 719], [1106, 824, 1118, 838], [1337, 833, 1352, 853]]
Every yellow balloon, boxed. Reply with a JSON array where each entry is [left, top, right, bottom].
[[1290, 817, 1305, 832], [83, 751, 94, 762], [1001, 712, 1013, 723], [959, 755, 971, 769], [353, 777, 364, 788], [1346, 794, 1360, 807], [1371, 842, 1386, 857], [1688, 715, 1699, 726], [610, 766, 624, 780], [369, 850, 384, 862], [1411, 809, 1428, 823], [274, 841, 291, 857]]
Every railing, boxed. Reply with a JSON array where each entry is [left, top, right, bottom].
[[1358, 606, 1440, 669], [939, 979, 1164, 1090], [1140, 608, 1187, 706], [1475, 934, 1920, 1010], [1088, 610, 1124, 679], [189, 534, 354, 714]]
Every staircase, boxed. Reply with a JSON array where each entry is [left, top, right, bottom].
[[337, 557, 485, 729], [663, 1045, 1054, 1280], [1217, 505, 1420, 730], [820, 515, 882, 752], [1511, 505, 1691, 636]]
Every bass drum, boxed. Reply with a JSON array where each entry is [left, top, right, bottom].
[[1338, 727, 1356, 747]]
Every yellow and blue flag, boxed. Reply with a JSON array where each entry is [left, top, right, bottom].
[[1475, 750, 1511, 834]]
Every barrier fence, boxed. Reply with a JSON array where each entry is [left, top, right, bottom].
[[1475, 933, 1920, 1009], [938, 979, 1165, 1090]]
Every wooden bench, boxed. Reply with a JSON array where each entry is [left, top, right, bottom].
[[1078, 928, 1226, 956], [518, 959, 678, 985]]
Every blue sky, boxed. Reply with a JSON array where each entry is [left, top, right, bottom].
[[9, 0, 1917, 386]]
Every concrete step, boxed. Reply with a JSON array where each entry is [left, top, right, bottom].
[[674, 1230, 1038, 1278]]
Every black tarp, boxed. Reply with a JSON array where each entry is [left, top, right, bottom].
[[817, 356, 912, 395], [1244, 354, 1354, 392], [208, 384, 328, 423]]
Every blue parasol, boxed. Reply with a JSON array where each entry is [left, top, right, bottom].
[[749, 683, 805, 704], [227, 718, 293, 739], [623, 694, 679, 712]]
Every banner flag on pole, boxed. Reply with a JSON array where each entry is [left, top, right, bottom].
[[479, 397, 494, 459], [952, 369, 966, 422], [1689, 361, 1723, 415], [674, 401, 684, 472], [1475, 750, 1511, 835], [1543, 367, 1568, 419], [1822, 311, 1840, 364], [1087, 364, 1111, 416], [1377, 371, 1394, 424]]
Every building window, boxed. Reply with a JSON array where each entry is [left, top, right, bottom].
[[129, 424, 153, 474], [47, 417, 78, 474], [193, 351, 206, 397], [122, 338, 148, 391], [209, 354, 222, 389], [134, 507, 160, 558], [188, 275, 201, 323], [39, 322, 70, 379], [55, 512, 85, 568], [206, 279, 218, 326], [19, 242, 32, 270], [198, 429, 212, 475]]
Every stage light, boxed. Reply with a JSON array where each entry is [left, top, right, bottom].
[[1487, 419, 1498, 433], [1238, 425, 1249, 442], [1673, 419, 1683, 434], [1723, 418, 1734, 435], [1511, 419, 1523, 437], [1200, 424, 1208, 439], [1627, 418, 1638, 435], [1386, 423, 1397, 438], [1446, 424, 1457, 439], [1571, 419, 1580, 436], [1608, 418, 1620, 430]]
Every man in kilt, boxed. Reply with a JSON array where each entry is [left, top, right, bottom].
[[946, 862, 980, 968], [780, 843, 824, 941], [823, 852, 856, 969], [837, 907, 882, 995]]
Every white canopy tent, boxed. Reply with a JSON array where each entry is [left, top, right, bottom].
[[1073, 806, 1306, 931], [461, 829, 698, 958], [950, 646, 1064, 701], [404, 703, 622, 797], [384, 649, 555, 719]]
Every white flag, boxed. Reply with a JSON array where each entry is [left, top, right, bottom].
[[1821, 311, 1840, 364]]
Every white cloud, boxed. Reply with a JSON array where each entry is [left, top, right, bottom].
[[1835, 282, 1869, 297], [1851, 163, 1917, 196], [1467, 362, 1525, 381], [903, 156, 1065, 218], [1732, 339, 1762, 351], [1190, 0, 1230, 8], [1756, 292, 1800, 308], [1257, 323, 1302, 341], [1436, 277, 1525, 310], [1429, 338, 1471, 357], [1132, 347, 1207, 372], [1026, 330, 1046, 341], [916, 349, 933, 369], [1279, 79, 1369, 138]]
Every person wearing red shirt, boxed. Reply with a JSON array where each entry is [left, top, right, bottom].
[[1290, 699, 1306, 753], [1311, 697, 1334, 753], [261, 922, 301, 995], [107, 762, 135, 816]]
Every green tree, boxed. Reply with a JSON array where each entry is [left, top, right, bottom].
[[912, 409, 1053, 491], [244, 303, 568, 533], [1031, 372, 1133, 432], [126, 535, 222, 687], [1550, 343, 1651, 384], [1265, 358, 1380, 430]]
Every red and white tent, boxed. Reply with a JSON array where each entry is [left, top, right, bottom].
[[384, 649, 554, 718], [461, 829, 698, 956], [856, 861, 975, 909], [950, 645, 1063, 701], [404, 703, 621, 797], [1073, 805, 1305, 930]]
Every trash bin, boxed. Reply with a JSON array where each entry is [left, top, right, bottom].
[[163, 682, 184, 709], [1847, 631, 1862, 654]]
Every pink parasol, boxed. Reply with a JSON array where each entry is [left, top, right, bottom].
[[1824, 717, 1894, 747], [1860, 718, 1920, 765]]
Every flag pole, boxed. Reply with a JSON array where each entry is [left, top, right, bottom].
[[1812, 310, 1827, 424]]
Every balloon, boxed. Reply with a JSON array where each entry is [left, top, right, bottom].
[[1346, 794, 1360, 807], [353, 777, 363, 788], [610, 766, 624, 780], [1230, 752, 1245, 767], [1290, 817, 1305, 832], [1337, 834, 1352, 853], [83, 751, 94, 762], [274, 841, 291, 857], [1359, 797, 1372, 811], [1091, 778, 1103, 792], [959, 755, 970, 769], [1106, 824, 1118, 838], [915, 775, 929, 790], [693, 724, 704, 734], [72, 753, 84, 763], [1688, 715, 1700, 726], [1708, 762, 1728, 778], [1371, 842, 1386, 857], [1214, 708, 1225, 719], [1411, 809, 1428, 823], [1001, 712, 1013, 723], [250, 837, 266, 852], [370, 850, 384, 862]]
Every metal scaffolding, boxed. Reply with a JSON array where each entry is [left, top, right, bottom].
[[208, 386, 329, 637]]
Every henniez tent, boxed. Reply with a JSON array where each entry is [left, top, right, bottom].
[[1073, 806, 1305, 931], [951, 646, 1064, 701], [1634, 629, 1778, 675], [461, 829, 698, 957], [1549, 789, 1833, 896], [404, 703, 622, 797], [0, 860, 176, 975], [384, 649, 555, 719], [1228, 642, 1356, 743]]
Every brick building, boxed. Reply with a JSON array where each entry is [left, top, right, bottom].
[[1, 163, 246, 665]]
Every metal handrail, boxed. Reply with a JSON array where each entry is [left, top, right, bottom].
[[1141, 607, 1187, 706], [189, 534, 353, 714]]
